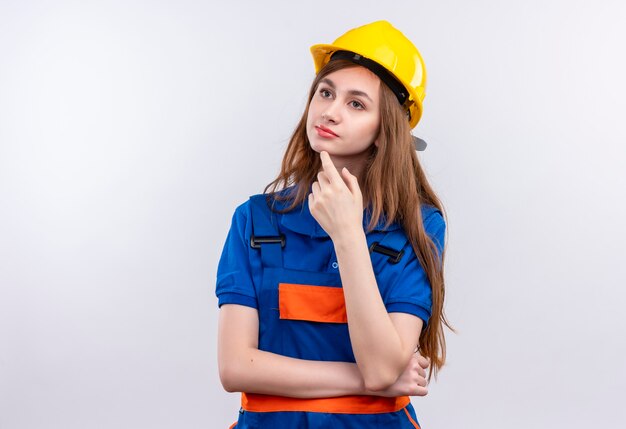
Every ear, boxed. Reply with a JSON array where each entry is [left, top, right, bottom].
[[374, 129, 381, 148]]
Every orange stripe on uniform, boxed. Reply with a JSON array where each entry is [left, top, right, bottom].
[[228, 422, 237, 429], [242, 393, 410, 414], [403, 407, 421, 428], [278, 283, 347, 323]]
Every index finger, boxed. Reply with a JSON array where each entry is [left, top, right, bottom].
[[319, 151, 342, 182]]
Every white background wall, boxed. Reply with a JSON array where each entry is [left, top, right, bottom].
[[1, 1, 625, 428]]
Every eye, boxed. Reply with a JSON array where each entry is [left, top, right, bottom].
[[319, 88, 333, 98], [350, 100, 365, 110]]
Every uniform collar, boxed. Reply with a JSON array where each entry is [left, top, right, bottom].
[[272, 187, 401, 238]]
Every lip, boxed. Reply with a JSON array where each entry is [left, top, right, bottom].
[[315, 125, 339, 138]]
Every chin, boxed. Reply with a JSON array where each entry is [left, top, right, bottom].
[[308, 138, 327, 154]]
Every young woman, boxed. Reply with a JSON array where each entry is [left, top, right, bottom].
[[216, 20, 450, 428]]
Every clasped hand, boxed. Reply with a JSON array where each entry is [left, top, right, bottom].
[[308, 151, 363, 240], [373, 352, 430, 397]]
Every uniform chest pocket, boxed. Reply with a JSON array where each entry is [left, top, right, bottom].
[[278, 283, 347, 323]]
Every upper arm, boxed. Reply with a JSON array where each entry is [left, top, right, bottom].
[[389, 312, 423, 359], [384, 209, 446, 329], [386, 209, 444, 361], [217, 304, 259, 388], [219, 304, 259, 350]]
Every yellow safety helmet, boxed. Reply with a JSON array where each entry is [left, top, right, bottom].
[[310, 20, 427, 129]]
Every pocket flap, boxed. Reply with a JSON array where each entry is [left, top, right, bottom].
[[278, 283, 347, 323]]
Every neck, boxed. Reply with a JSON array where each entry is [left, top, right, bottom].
[[320, 154, 371, 207], [326, 152, 368, 182]]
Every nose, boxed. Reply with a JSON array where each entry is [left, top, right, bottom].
[[322, 102, 340, 123]]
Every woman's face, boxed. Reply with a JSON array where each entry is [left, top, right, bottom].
[[306, 66, 381, 161]]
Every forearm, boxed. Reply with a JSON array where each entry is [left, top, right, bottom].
[[333, 229, 413, 390], [219, 347, 367, 398], [218, 305, 370, 398]]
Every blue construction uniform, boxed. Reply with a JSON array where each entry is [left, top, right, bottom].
[[216, 188, 446, 428]]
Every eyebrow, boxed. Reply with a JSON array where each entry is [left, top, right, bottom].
[[319, 78, 373, 103]]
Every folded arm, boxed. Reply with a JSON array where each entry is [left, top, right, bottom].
[[217, 304, 428, 398]]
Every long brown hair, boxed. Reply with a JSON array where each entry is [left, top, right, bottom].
[[264, 59, 453, 378]]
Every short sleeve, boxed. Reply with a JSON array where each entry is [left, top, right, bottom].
[[215, 202, 258, 309], [385, 210, 446, 327]]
